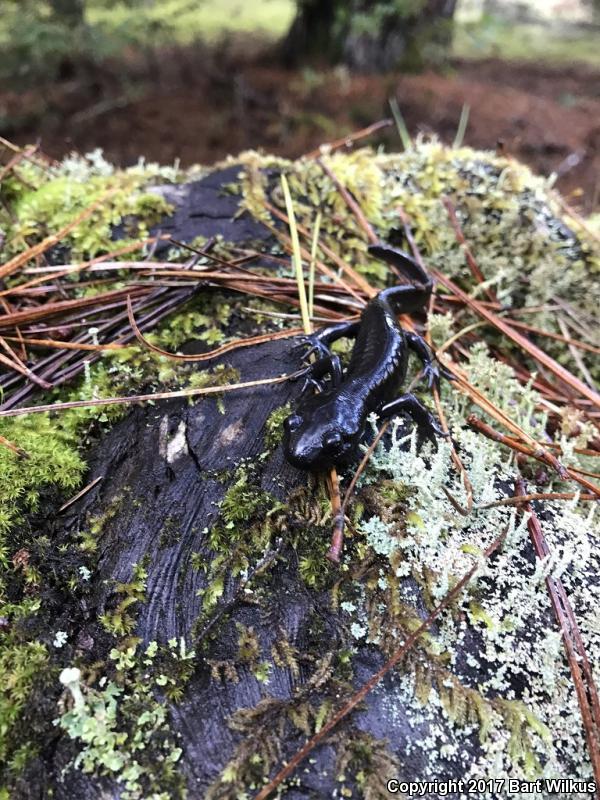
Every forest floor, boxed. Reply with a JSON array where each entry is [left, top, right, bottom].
[[4, 49, 600, 213]]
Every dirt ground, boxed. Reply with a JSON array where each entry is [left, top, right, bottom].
[[4, 50, 599, 213]]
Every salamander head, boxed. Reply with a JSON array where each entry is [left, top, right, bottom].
[[283, 395, 363, 471]]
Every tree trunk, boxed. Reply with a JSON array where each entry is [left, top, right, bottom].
[[284, 0, 458, 71]]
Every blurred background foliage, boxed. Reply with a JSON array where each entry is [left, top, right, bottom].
[[3, 0, 599, 87], [1, 1, 599, 212], [2, 0, 455, 85]]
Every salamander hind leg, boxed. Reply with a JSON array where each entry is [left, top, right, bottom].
[[405, 331, 454, 388], [380, 393, 447, 447]]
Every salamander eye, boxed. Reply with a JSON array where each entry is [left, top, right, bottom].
[[284, 414, 302, 433], [322, 431, 343, 451]]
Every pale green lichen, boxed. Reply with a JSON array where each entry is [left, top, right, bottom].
[[55, 638, 192, 800], [343, 340, 600, 783]]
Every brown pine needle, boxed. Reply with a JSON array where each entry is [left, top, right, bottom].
[[507, 319, 600, 356], [303, 119, 393, 160], [255, 519, 511, 800], [58, 475, 104, 513], [557, 315, 596, 389], [3, 336, 125, 353], [0, 143, 39, 183], [443, 197, 497, 303], [0, 188, 117, 281], [0, 349, 52, 390], [342, 422, 390, 515], [0, 433, 28, 458], [325, 470, 344, 564], [317, 158, 379, 245], [468, 414, 600, 499], [126, 294, 302, 362], [476, 491, 596, 509], [502, 437, 600, 458]]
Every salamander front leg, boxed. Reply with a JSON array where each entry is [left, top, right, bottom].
[[380, 393, 446, 447], [297, 355, 342, 395], [294, 320, 360, 388]]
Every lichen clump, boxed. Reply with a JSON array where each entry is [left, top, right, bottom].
[[56, 638, 193, 800]]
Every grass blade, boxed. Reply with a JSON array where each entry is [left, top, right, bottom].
[[453, 103, 470, 149], [389, 97, 412, 151], [281, 174, 311, 335]]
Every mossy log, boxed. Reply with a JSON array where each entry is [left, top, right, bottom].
[[1, 147, 599, 800]]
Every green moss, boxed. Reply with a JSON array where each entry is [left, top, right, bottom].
[[99, 562, 148, 637], [77, 492, 127, 553], [0, 415, 86, 543], [195, 467, 281, 623], [3, 150, 177, 263], [263, 402, 291, 450], [149, 293, 233, 353], [0, 641, 48, 767], [185, 364, 241, 414], [219, 468, 274, 526]]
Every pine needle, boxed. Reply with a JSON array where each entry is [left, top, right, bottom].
[[0, 372, 302, 419]]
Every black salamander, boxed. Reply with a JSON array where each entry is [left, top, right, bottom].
[[283, 243, 451, 471]]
